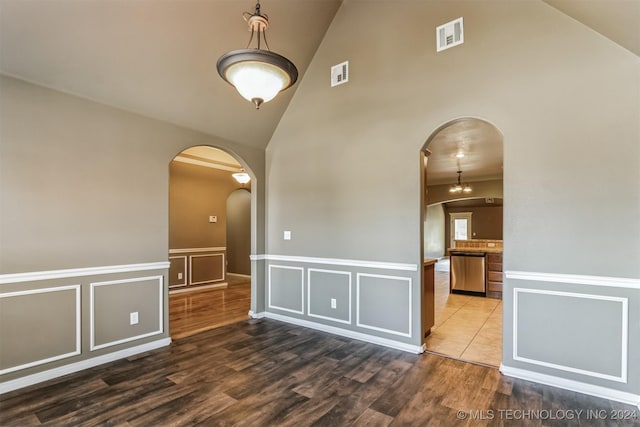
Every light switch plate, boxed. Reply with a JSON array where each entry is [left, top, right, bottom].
[[284, 231, 291, 240], [130, 312, 139, 325], [209, 216, 217, 223]]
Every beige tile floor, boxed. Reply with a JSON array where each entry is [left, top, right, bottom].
[[425, 268, 502, 367]]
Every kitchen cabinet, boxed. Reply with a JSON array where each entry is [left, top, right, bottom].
[[486, 252, 503, 299], [422, 259, 436, 340]]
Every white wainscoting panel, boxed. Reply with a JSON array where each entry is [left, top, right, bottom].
[[0, 285, 81, 375], [356, 273, 412, 338], [268, 265, 304, 315], [513, 287, 628, 383], [90, 276, 164, 351], [189, 253, 225, 285], [168, 255, 187, 288], [307, 268, 352, 325]]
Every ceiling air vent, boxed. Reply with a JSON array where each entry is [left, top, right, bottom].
[[331, 61, 349, 87], [436, 17, 464, 52]]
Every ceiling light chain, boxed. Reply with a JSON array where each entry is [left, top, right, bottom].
[[243, 1, 270, 51], [217, 0, 298, 110]]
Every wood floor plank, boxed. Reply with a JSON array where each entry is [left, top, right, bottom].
[[1, 319, 637, 427]]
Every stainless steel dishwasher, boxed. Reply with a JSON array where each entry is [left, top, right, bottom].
[[450, 252, 486, 296]]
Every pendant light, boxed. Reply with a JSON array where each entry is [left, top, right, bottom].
[[449, 170, 472, 194], [217, 1, 298, 109], [232, 172, 251, 184]]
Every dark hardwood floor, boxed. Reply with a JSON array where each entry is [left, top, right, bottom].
[[1, 319, 638, 426]]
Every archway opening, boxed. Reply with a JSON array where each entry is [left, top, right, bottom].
[[167, 146, 253, 339], [421, 117, 504, 367]]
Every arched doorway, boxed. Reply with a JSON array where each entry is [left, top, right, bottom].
[[421, 117, 504, 367], [167, 146, 253, 339]]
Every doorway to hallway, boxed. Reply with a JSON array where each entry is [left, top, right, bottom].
[[168, 146, 253, 339]]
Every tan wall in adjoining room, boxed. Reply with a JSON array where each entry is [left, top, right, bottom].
[[427, 180, 503, 206], [444, 205, 503, 249], [169, 161, 246, 250]]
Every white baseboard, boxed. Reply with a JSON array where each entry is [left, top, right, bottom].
[[500, 364, 640, 408], [248, 310, 265, 319], [169, 282, 227, 294], [258, 311, 424, 354], [227, 273, 251, 279], [0, 338, 171, 394]]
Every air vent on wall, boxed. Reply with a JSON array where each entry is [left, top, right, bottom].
[[331, 61, 349, 87], [436, 17, 464, 52]]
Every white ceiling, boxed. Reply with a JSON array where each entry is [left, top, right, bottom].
[[0, 0, 636, 155], [425, 119, 503, 186]]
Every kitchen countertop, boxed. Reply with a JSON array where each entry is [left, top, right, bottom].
[[449, 248, 503, 254]]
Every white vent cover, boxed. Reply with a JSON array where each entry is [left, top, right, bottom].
[[436, 17, 464, 52], [330, 61, 349, 87]]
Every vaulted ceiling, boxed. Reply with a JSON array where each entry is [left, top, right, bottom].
[[0, 0, 342, 149], [0, 0, 637, 155]]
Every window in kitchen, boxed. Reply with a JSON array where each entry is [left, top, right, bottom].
[[450, 212, 472, 248]]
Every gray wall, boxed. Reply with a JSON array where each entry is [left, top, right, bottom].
[[227, 189, 251, 275], [0, 75, 265, 274], [266, 0, 639, 398], [0, 74, 266, 385]]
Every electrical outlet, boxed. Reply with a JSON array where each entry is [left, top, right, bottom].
[[130, 312, 139, 325], [331, 298, 337, 309], [178, 272, 183, 280], [209, 215, 217, 223]]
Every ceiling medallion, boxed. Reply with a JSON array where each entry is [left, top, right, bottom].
[[217, 1, 298, 109]]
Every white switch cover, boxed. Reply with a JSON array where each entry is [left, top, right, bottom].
[[284, 230, 291, 240], [331, 298, 337, 309], [209, 216, 217, 223], [178, 272, 183, 280], [130, 312, 139, 325]]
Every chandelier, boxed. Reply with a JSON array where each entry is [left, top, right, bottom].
[[217, 1, 298, 109], [449, 170, 472, 194]]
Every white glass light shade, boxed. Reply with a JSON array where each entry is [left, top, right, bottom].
[[232, 172, 251, 184], [226, 61, 290, 104], [217, 49, 298, 109]]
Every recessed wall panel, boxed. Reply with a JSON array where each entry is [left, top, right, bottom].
[[514, 288, 627, 382], [357, 273, 411, 337], [168, 256, 187, 288], [0, 286, 80, 374], [308, 269, 351, 324], [91, 276, 163, 350], [268, 265, 304, 314], [190, 253, 224, 285]]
